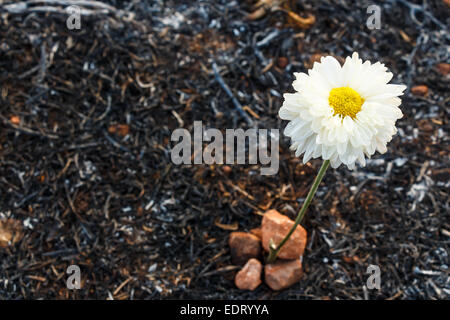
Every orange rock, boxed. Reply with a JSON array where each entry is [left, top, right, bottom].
[[249, 227, 262, 240], [307, 53, 323, 69], [234, 258, 262, 291], [10, 116, 20, 125], [261, 210, 307, 259], [0, 219, 23, 248], [306, 53, 344, 69], [108, 124, 130, 137], [264, 259, 303, 291], [436, 63, 450, 76], [222, 165, 232, 174], [411, 85, 429, 97], [228, 232, 261, 265]]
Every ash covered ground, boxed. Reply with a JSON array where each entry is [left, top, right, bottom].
[[0, 0, 449, 299]]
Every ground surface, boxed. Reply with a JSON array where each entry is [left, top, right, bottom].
[[0, 0, 449, 299]]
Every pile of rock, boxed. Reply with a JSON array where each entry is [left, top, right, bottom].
[[229, 209, 307, 291]]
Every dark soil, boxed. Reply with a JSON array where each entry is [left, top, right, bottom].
[[0, 0, 448, 299]]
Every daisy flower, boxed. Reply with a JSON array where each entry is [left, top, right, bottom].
[[279, 52, 406, 170]]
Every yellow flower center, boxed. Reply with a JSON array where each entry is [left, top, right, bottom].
[[328, 87, 364, 119]]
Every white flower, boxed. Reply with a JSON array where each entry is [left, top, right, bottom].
[[279, 52, 406, 170]]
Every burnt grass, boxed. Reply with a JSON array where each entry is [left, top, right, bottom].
[[0, 0, 448, 299]]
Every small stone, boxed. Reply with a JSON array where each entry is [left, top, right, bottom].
[[436, 63, 450, 76], [261, 210, 307, 260], [306, 53, 344, 69], [222, 165, 232, 174], [306, 53, 323, 69], [264, 259, 303, 291], [10, 116, 20, 125], [0, 219, 23, 248], [234, 258, 262, 291], [411, 85, 428, 97], [108, 124, 130, 137], [249, 227, 262, 239], [228, 232, 261, 265]]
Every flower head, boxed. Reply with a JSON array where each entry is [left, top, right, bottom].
[[279, 52, 406, 169]]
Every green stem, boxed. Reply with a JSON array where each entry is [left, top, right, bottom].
[[267, 159, 330, 263]]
